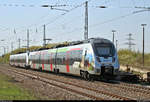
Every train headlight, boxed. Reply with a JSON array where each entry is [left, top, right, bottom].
[[112, 57, 115, 62]]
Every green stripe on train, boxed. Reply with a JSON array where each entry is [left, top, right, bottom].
[[48, 48, 69, 53]]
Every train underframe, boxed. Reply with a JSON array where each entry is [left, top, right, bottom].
[[80, 66, 118, 81], [9, 62, 118, 81]]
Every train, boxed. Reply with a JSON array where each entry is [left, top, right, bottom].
[[9, 38, 120, 80]]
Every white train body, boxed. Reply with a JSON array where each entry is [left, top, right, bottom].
[[9, 38, 120, 78], [9, 52, 28, 67]]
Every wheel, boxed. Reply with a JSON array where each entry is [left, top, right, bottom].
[[39, 67, 42, 71], [56, 69, 59, 74], [83, 71, 88, 80], [25, 65, 30, 70], [80, 71, 84, 79], [54, 69, 56, 73], [54, 69, 59, 74], [86, 72, 92, 81]]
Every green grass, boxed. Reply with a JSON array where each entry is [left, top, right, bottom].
[[0, 74, 37, 100]]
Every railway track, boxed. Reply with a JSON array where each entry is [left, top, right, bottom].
[[95, 80, 150, 97], [119, 82, 150, 92], [1, 68, 101, 100], [2, 66, 132, 100]]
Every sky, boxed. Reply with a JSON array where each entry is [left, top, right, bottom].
[[0, 0, 150, 55]]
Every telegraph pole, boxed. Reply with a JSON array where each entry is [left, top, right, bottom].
[[18, 38, 21, 49], [11, 42, 13, 52], [42, 24, 52, 46], [141, 24, 147, 66], [116, 40, 118, 51], [27, 29, 29, 51], [4, 47, 6, 55], [43, 24, 46, 46], [84, 1, 88, 40], [112, 30, 116, 43]]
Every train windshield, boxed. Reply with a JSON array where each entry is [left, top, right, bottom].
[[94, 43, 115, 57]]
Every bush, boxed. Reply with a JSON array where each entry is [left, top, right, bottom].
[[118, 49, 150, 67]]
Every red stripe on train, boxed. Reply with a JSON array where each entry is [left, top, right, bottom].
[[70, 48, 81, 51], [42, 53, 45, 70], [33, 63, 35, 68], [66, 52, 70, 72], [42, 64, 44, 70], [66, 64, 69, 72], [50, 53, 53, 71], [50, 64, 53, 71]]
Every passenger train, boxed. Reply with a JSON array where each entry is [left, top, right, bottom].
[[9, 38, 120, 80]]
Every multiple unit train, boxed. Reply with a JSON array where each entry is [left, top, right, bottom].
[[9, 38, 120, 80]]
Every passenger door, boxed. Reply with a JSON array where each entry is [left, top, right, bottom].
[[80, 49, 87, 68]]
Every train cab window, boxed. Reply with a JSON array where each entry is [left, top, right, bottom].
[[97, 47, 110, 55], [94, 43, 115, 57]]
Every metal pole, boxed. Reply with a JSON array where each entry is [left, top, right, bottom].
[[26, 29, 30, 67], [11, 42, 13, 52], [18, 38, 21, 49], [143, 26, 144, 66], [112, 30, 116, 43], [116, 40, 118, 51], [113, 32, 114, 43], [141, 24, 146, 66], [84, 1, 88, 40], [27, 29, 29, 51], [3, 47, 6, 55], [1, 46, 6, 55], [43, 24, 46, 46]]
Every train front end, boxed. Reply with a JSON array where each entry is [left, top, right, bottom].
[[92, 38, 120, 77]]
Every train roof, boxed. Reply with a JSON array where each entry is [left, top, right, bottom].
[[11, 37, 112, 54], [37, 38, 112, 50], [88, 37, 112, 44], [10, 52, 26, 56]]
